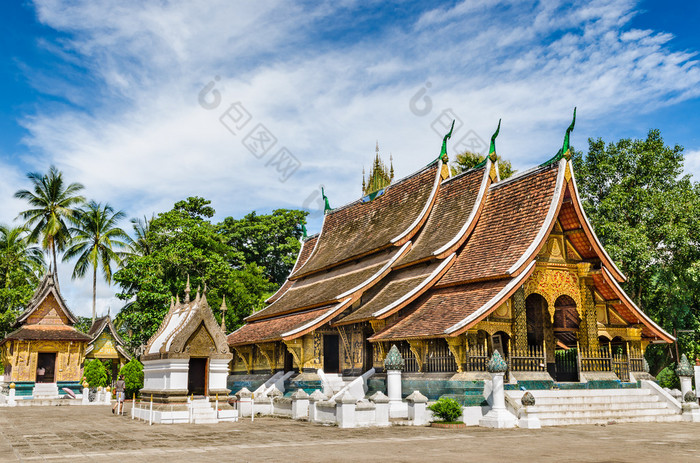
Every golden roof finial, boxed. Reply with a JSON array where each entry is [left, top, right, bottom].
[[184, 275, 191, 303], [220, 296, 227, 332]]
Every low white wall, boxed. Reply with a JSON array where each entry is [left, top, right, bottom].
[[315, 401, 337, 424]]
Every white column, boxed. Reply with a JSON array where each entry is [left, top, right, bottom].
[[386, 370, 402, 404], [336, 391, 357, 429], [406, 391, 428, 425], [308, 390, 325, 423], [8, 386, 16, 407], [681, 376, 693, 400], [291, 389, 310, 420], [479, 372, 517, 428], [82, 387, 90, 405], [236, 387, 253, 417], [370, 391, 390, 426]]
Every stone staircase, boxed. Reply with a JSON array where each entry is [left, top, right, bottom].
[[509, 388, 681, 426], [32, 383, 59, 399], [324, 374, 354, 395], [190, 398, 218, 424]]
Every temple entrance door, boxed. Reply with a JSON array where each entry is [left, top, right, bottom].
[[323, 334, 340, 373], [36, 353, 56, 383], [284, 349, 294, 372], [188, 357, 208, 396], [363, 339, 373, 372], [552, 295, 581, 382]]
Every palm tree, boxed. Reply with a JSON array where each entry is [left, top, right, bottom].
[[127, 215, 154, 258], [63, 201, 130, 323], [14, 166, 85, 281], [0, 225, 45, 287]]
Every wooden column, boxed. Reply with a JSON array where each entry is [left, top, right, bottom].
[[512, 286, 527, 354]]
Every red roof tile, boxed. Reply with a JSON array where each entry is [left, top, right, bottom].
[[292, 164, 439, 278], [247, 248, 400, 322], [369, 278, 512, 341], [438, 164, 561, 285], [398, 166, 487, 266], [228, 307, 331, 345], [2, 325, 92, 342]]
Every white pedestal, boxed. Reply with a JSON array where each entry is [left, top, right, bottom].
[[518, 406, 541, 429], [479, 372, 517, 428], [680, 376, 693, 399]]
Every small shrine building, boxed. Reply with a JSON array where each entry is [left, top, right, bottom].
[[85, 314, 131, 383], [228, 117, 673, 387], [141, 282, 232, 403], [0, 272, 91, 396]]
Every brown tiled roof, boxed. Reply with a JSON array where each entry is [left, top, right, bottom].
[[2, 325, 92, 343], [438, 164, 561, 286], [335, 273, 430, 325], [292, 164, 439, 278], [16, 272, 78, 327], [398, 166, 487, 266], [369, 279, 512, 341], [267, 234, 319, 304], [228, 307, 330, 345], [247, 249, 399, 322]]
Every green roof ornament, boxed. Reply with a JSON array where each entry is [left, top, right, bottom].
[[321, 187, 331, 213], [540, 107, 577, 167], [301, 223, 308, 239], [488, 118, 501, 162], [561, 107, 576, 160], [438, 120, 455, 163], [475, 119, 502, 169]]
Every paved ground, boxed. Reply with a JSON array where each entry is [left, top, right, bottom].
[[0, 404, 699, 462]]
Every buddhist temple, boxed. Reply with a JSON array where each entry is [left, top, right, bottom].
[[141, 281, 231, 403], [228, 114, 673, 394], [0, 272, 91, 397], [85, 314, 131, 383]]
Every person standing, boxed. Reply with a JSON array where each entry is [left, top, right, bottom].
[[113, 375, 126, 415]]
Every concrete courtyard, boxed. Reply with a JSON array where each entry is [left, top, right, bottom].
[[0, 404, 698, 462]]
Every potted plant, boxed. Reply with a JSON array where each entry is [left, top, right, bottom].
[[428, 397, 465, 428]]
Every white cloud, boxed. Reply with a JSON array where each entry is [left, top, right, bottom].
[[7, 0, 700, 317], [684, 149, 700, 181]]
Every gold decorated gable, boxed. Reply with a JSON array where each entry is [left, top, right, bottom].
[[185, 323, 216, 356], [524, 267, 582, 318], [27, 294, 70, 326], [89, 332, 119, 359]]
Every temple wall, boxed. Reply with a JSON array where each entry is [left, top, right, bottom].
[[1, 340, 86, 383]]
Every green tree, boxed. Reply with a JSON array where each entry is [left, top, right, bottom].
[[450, 151, 514, 179], [83, 359, 109, 388], [14, 166, 85, 281], [217, 209, 307, 285], [572, 129, 700, 373], [63, 201, 130, 323], [114, 197, 274, 349], [119, 358, 144, 398], [0, 226, 45, 334]]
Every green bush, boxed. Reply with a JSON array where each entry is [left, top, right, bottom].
[[656, 364, 680, 390], [428, 397, 463, 423], [119, 358, 144, 398], [83, 359, 109, 388]]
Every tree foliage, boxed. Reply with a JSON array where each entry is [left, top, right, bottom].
[[114, 197, 276, 349], [572, 129, 700, 372], [83, 359, 109, 388], [119, 358, 144, 398], [14, 166, 85, 280], [217, 209, 307, 285], [451, 151, 514, 179], [0, 226, 44, 335], [63, 201, 130, 322]]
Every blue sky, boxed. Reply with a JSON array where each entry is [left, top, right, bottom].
[[1, 0, 699, 317]]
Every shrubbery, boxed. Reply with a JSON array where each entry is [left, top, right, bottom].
[[657, 364, 680, 390], [119, 358, 144, 398], [83, 359, 109, 388], [428, 397, 463, 423]]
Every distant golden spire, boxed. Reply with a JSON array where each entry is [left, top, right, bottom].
[[363, 142, 394, 196]]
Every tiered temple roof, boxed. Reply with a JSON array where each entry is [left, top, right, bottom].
[[228, 130, 673, 349], [1, 272, 92, 343]]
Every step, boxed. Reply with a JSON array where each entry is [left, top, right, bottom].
[[530, 395, 660, 406], [535, 407, 677, 420], [533, 402, 669, 413], [524, 389, 650, 397], [540, 414, 682, 426]]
